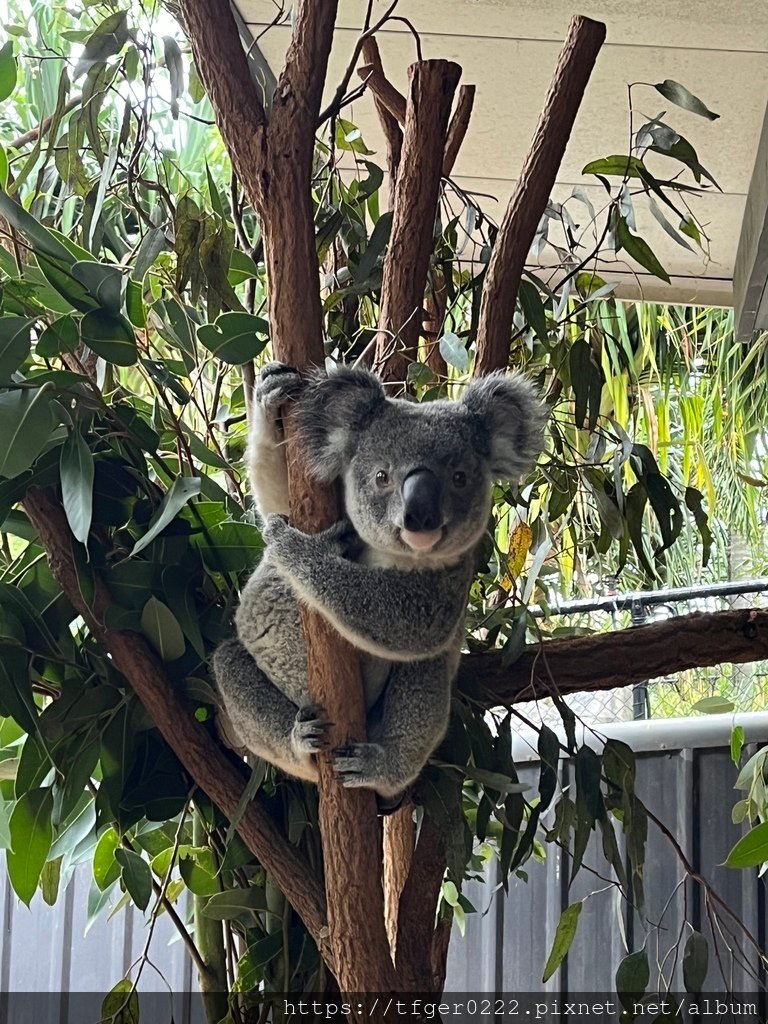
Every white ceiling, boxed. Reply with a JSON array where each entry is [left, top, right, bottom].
[[234, 0, 768, 307]]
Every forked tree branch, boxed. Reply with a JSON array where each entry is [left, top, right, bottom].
[[474, 15, 606, 376], [180, 0, 396, 994], [21, 487, 332, 966], [374, 60, 462, 387]]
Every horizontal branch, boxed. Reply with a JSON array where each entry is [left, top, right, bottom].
[[457, 607, 768, 706], [22, 487, 332, 968]]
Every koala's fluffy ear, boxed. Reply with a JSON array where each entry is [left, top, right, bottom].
[[461, 371, 547, 480], [295, 366, 386, 481]]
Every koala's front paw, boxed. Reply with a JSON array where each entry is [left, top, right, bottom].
[[262, 512, 290, 545], [335, 745, 411, 798], [292, 704, 332, 756], [255, 362, 305, 410]]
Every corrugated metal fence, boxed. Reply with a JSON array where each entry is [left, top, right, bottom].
[[446, 713, 768, 997], [1, 715, 767, 1010]]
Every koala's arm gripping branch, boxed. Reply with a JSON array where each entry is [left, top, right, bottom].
[[474, 15, 606, 377], [267, 519, 471, 656]]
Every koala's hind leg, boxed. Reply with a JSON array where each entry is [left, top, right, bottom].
[[211, 638, 327, 783], [333, 654, 452, 799]]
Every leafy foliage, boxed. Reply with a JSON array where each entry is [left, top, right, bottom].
[[0, 0, 765, 1007]]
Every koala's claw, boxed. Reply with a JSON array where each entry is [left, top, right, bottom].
[[332, 742, 383, 788], [292, 704, 331, 755], [256, 362, 305, 409]]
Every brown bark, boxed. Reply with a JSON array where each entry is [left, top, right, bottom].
[[359, 39, 404, 203], [474, 15, 606, 376], [394, 816, 447, 991], [374, 60, 461, 388], [457, 607, 768, 707], [383, 806, 415, 954], [21, 487, 332, 967], [180, 0, 396, 995], [442, 85, 475, 177]]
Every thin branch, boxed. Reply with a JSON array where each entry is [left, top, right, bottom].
[[317, 0, 400, 125], [374, 59, 462, 387], [10, 96, 82, 150], [442, 84, 475, 177], [474, 15, 606, 376]]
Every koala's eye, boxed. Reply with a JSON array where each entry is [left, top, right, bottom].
[[453, 470, 467, 488], [375, 470, 390, 487]]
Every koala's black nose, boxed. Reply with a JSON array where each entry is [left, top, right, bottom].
[[402, 469, 442, 533]]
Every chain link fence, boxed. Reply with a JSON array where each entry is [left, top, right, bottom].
[[515, 579, 768, 726]]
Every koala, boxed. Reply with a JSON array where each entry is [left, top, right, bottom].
[[212, 362, 546, 800]]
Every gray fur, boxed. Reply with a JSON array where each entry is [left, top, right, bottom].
[[212, 362, 546, 798]]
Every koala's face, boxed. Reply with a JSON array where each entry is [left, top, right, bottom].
[[342, 399, 493, 565]]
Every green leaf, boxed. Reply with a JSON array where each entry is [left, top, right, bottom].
[[197, 312, 269, 364], [616, 949, 650, 1009], [115, 847, 153, 911], [683, 930, 709, 992], [71, 262, 124, 314], [616, 216, 670, 283], [582, 155, 647, 178], [0, 41, 17, 102], [725, 820, 768, 868], [0, 385, 56, 480], [101, 979, 139, 1024], [132, 475, 201, 556], [334, 117, 373, 155], [691, 695, 734, 714], [203, 886, 269, 919], [36, 316, 79, 358], [731, 725, 745, 767], [684, 487, 712, 567], [74, 11, 130, 79], [7, 786, 53, 905], [93, 826, 121, 889], [439, 331, 469, 373], [60, 431, 95, 545], [355, 212, 392, 284], [0, 316, 32, 383], [0, 190, 74, 264], [542, 901, 582, 982], [179, 848, 219, 896], [518, 279, 548, 342], [192, 520, 264, 573], [163, 36, 183, 119], [80, 309, 138, 366], [40, 856, 62, 907], [228, 247, 260, 286], [140, 597, 186, 661], [654, 80, 719, 121]]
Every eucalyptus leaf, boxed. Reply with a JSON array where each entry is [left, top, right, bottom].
[[60, 431, 95, 545], [654, 80, 719, 121], [132, 475, 201, 556], [0, 316, 33, 383], [724, 820, 768, 869], [7, 786, 53, 905], [0, 385, 57, 480], [197, 313, 269, 364], [542, 901, 582, 982], [80, 309, 138, 366], [115, 847, 153, 911], [0, 41, 17, 102], [140, 597, 186, 662]]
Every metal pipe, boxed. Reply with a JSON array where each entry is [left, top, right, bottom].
[[529, 577, 768, 618]]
